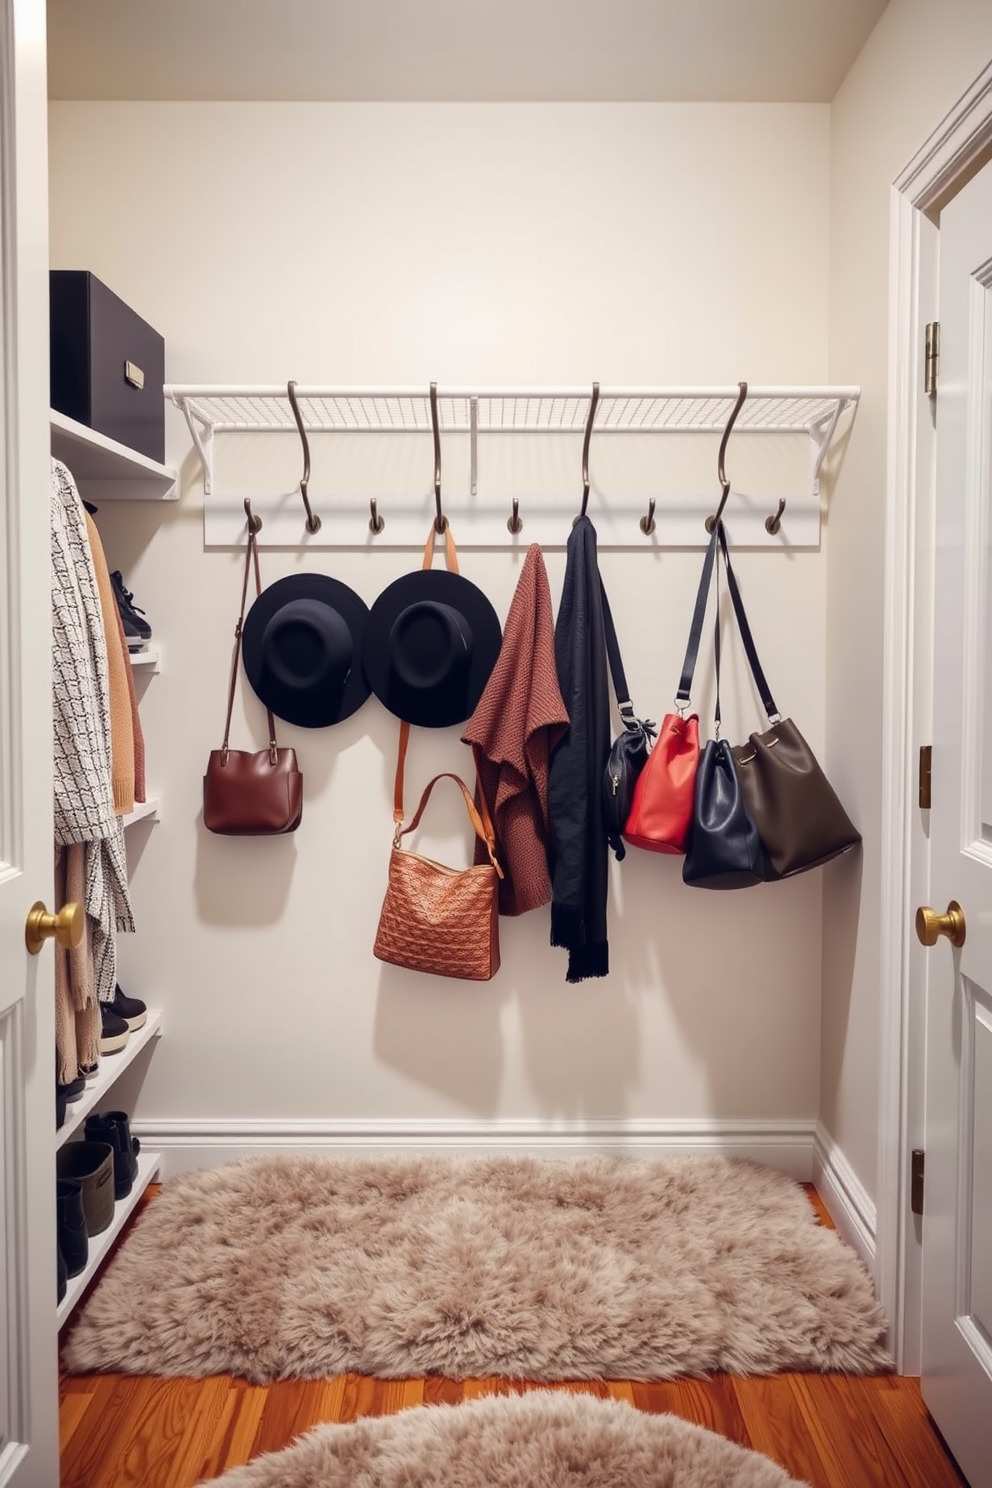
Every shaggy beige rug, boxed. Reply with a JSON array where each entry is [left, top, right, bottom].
[[62, 1154, 890, 1383], [196, 1391, 809, 1487]]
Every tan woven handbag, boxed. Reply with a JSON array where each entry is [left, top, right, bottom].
[[373, 769, 503, 980]]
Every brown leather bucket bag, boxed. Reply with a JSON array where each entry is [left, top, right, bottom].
[[717, 525, 860, 878], [203, 529, 303, 836]]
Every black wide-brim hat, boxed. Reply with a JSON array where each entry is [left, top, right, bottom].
[[363, 568, 503, 728], [241, 573, 371, 728]]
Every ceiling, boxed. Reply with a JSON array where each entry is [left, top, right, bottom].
[[47, 0, 889, 103]]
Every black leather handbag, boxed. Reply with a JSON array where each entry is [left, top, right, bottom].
[[682, 529, 766, 890], [601, 582, 655, 861], [683, 737, 766, 889]]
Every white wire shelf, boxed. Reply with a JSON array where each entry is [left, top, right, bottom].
[[165, 383, 859, 549]]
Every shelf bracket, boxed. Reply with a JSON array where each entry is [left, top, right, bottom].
[[809, 396, 848, 501], [175, 396, 215, 496]]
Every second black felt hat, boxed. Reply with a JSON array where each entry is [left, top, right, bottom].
[[363, 568, 502, 728]]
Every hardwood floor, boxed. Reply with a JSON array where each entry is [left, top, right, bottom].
[[58, 1186, 969, 1488]]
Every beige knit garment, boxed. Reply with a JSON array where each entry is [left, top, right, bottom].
[[54, 843, 100, 1084], [84, 512, 135, 815]]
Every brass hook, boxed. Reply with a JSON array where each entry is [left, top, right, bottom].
[[575, 382, 600, 522], [705, 381, 748, 531], [430, 382, 446, 533], [765, 498, 786, 535], [369, 497, 385, 535], [639, 497, 656, 536], [507, 497, 523, 535], [286, 380, 322, 535], [243, 497, 262, 535]]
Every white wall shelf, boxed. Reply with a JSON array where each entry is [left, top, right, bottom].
[[166, 382, 859, 549], [57, 1148, 162, 1329], [57, 1011, 163, 1148], [128, 644, 160, 670], [121, 796, 159, 828], [50, 409, 177, 501]]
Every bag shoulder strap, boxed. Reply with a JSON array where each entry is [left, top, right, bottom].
[[716, 523, 781, 724], [222, 530, 279, 764], [391, 524, 499, 859], [675, 523, 719, 710], [600, 579, 639, 729], [397, 772, 504, 878]]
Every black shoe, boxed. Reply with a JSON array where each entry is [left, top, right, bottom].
[[56, 1079, 67, 1131], [99, 1002, 129, 1055], [58, 1072, 85, 1104], [56, 1179, 88, 1278], [58, 1242, 67, 1303], [111, 983, 147, 1032], [109, 570, 152, 651], [85, 1110, 139, 1200]]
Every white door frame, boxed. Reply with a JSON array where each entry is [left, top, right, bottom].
[[879, 59, 992, 1374]]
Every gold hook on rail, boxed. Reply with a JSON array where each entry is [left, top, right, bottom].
[[369, 497, 385, 535], [507, 497, 523, 535], [287, 380, 322, 535], [244, 497, 262, 534]]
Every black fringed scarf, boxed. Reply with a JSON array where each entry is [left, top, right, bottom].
[[548, 515, 611, 982]]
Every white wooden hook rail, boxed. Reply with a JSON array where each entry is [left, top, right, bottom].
[[165, 383, 859, 549]]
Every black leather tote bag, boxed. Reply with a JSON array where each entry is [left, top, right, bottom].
[[682, 530, 766, 890], [683, 737, 766, 889]]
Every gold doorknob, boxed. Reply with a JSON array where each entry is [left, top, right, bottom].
[[915, 900, 966, 949], [24, 900, 84, 956]]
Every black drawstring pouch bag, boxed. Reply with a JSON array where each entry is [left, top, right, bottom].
[[600, 582, 655, 861]]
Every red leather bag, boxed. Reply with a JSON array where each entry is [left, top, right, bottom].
[[623, 713, 699, 854], [623, 522, 721, 855]]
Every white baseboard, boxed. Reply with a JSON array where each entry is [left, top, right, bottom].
[[813, 1122, 877, 1271], [132, 1117, 817, 1181]]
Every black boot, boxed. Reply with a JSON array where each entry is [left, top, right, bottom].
[[85, 1110, 139, 1199], [106, 1109, 140, 1188], [56, 1179, 88, 1278]]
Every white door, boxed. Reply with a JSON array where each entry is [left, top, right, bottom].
[[0, 2, 60, 1485], [921, 153, 992, 1488]]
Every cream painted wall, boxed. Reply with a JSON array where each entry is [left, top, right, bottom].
[[824, 2, 992, 1196], [49, 103, 832, 1138]]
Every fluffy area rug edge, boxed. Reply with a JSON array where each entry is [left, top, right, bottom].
[[62, 1153, 891, 1383]]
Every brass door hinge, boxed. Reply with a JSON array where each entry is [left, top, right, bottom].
[[925, 322, 940, 396], [919, 745, 932, 810], [911, 1149, 925, 1216]]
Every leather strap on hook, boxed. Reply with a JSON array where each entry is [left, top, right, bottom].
[[430, 382, 446, 533], [578, 381, 600, 520], [287, 380, 322, 534]]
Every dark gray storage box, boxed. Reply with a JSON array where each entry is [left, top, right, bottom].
[[50, 270, 165, 463]]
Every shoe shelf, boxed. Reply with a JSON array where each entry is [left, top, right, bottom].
[[57, 1146, 162, 1329], [50, 409, 177, 501], [129, 644, 160, 670], [121, 797, 160, 829], [57, 1010, 163, 1148]]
